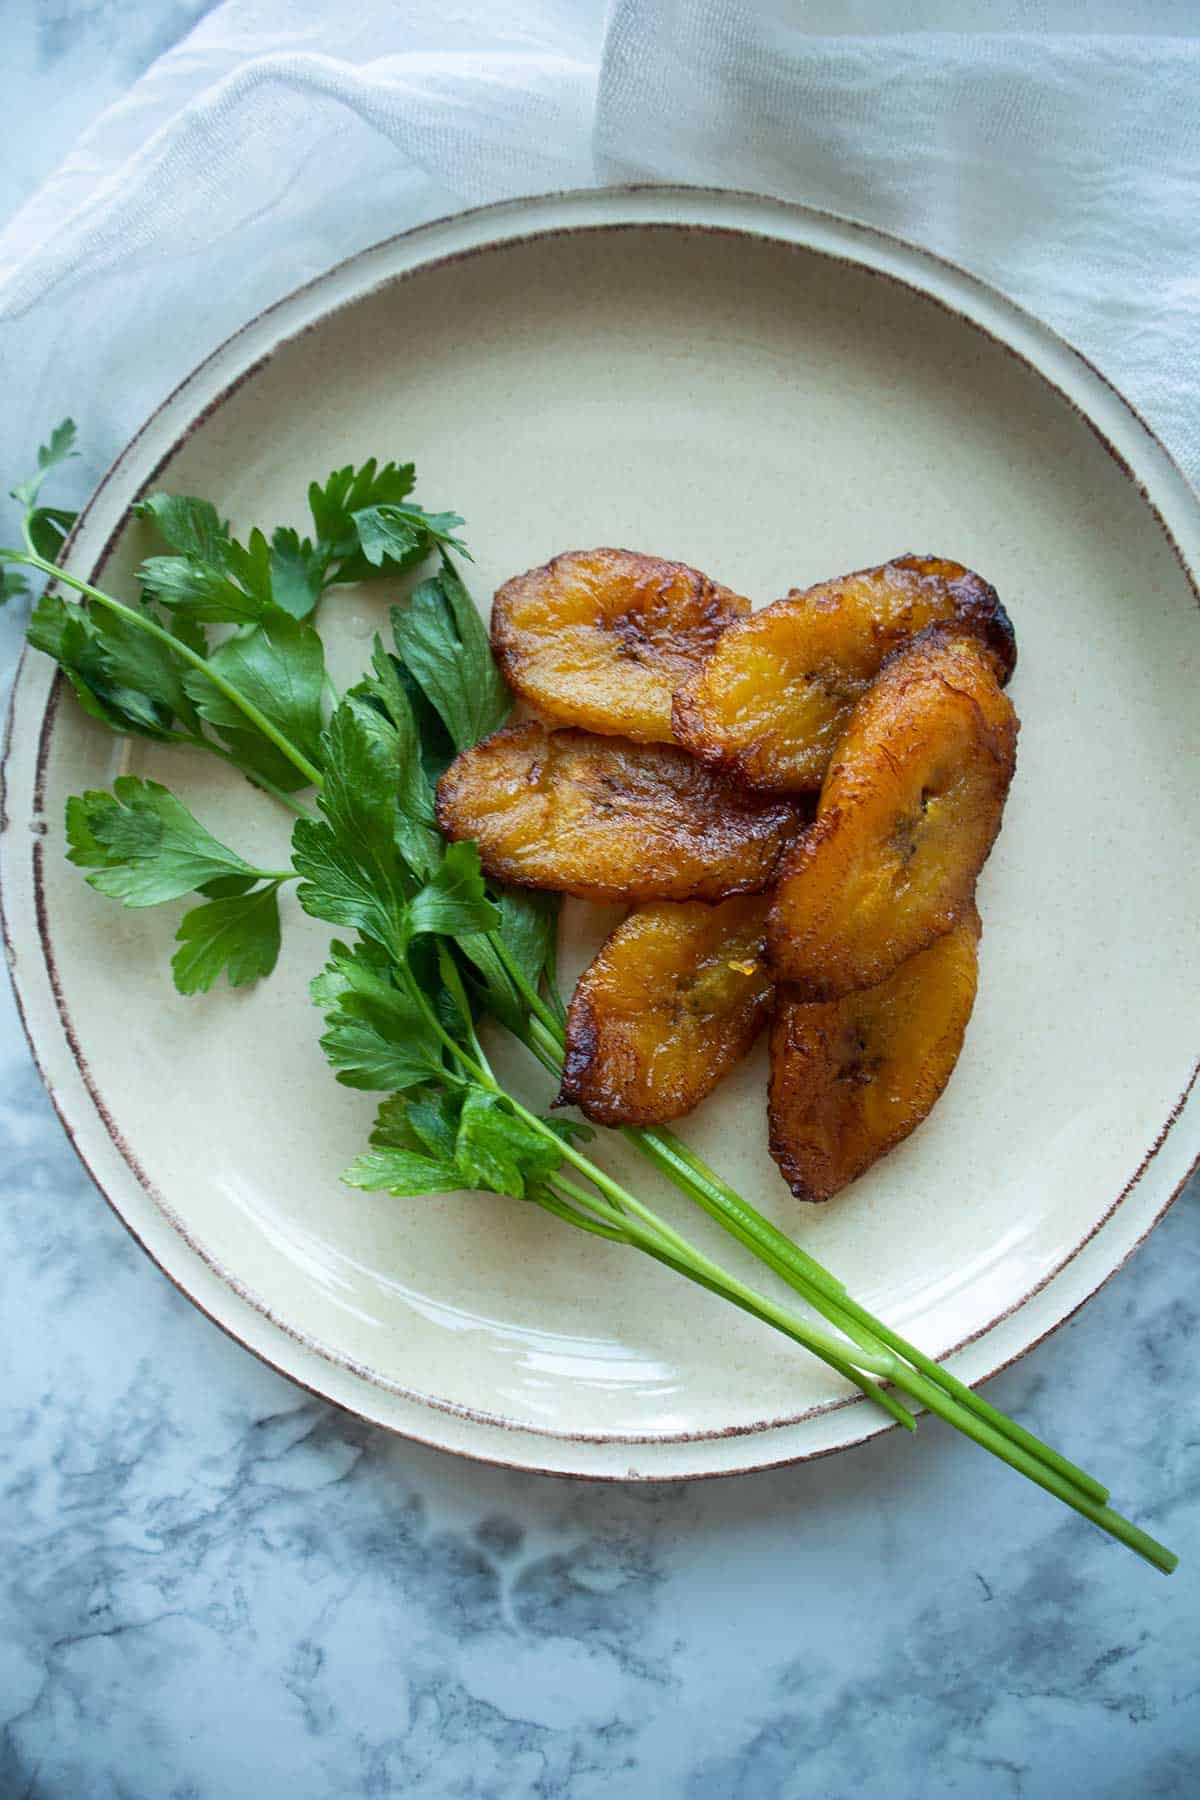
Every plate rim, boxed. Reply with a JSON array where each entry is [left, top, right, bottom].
[[3, 182, 1198, 1477]]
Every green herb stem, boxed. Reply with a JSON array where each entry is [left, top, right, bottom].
[[518, 1015, 1151, 1548], [540, 1133, 895, 1381], [891, 1365, 1176, 1574], [489, 933, 562, 1038], [9, 548, 325, 788], [632, 1124, 1114, 1509], [545, 1175, 917, 1430], [398, 959, 902, 1391], [557, 1116, 1175, 1570], [535, 1184, 628, 1243]]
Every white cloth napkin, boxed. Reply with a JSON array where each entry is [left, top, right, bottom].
[[1, 0, 1196, 554]]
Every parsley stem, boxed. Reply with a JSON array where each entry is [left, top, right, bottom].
[[489, 933, 562, 1038], [8, 549, 325, 789], [536, 1183, 628, 1243], [396, 958, 496, 1091], [628, 1124, 1115, 1509], [396, 957, 898, 1383], [518, 1005, 1119, 1516], [499, 1097, 895, 1379], [546, 1175, 915, 1429], [551, 1107, 1175, 1568], [888, 1365, 1176, 1573]]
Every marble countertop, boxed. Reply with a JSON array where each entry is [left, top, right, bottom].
[[2, 7, 1197, 1797]]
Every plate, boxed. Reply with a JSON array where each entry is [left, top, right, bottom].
[[2, 187, 1197, 1478]]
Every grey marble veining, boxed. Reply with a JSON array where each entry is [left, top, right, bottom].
[[2, 6, 1198, 1796]]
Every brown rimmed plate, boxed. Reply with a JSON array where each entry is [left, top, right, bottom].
[[2, 186, 1197, 1476]]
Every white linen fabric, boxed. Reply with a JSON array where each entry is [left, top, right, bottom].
[[0, 0, 1196, 553]]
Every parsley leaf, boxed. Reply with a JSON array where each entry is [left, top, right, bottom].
[[380, 1088, 461, 1161], [342, 1083, 564, 1199], [453, 1089, 563, 1199], [293, 817, 401, 948], [138, 554, 265, 624], [27, 592, 192, 740], [407, 842, 499, 943], [293, 697, 415, 947], [458, 888, 562, 1033], [392, 557, 511, 751], [10, 419, 77, 511], [138, 494, 312, 628], [341, 1146, 465, 1194], [309, 458, 416, 543], [66, 776, 273, 906], [311, 939, 444, 1090], [349, 639, 442, 878], [171, 884, 283, 993], [2, 569, 29, 606], [27, 507, 78, 562], [183, 613, 325, 790], [139, 523, 279, 625], [307, 459, 416, 583], [353, 502, 470, 569], [341, 1085, 465, 1191], [135, 494, 229, 563], [10, 420, 80, 565], [452, 931, 524, 1032], [135, 462, 462, 626], [27, 596, 136, 733], [89, 603, 206, 737], [401, 657, 456, 788], [305, 461, 473, 588], [268, 527, 325, 619], [492, 887, 560, 988]]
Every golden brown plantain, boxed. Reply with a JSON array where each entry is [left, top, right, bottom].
[[492, 548, 751, 743], [673, 554, 1016, 792], [765, 628, 1017, 996], [435, 722, 802, 903], [768, 905, 981, 1203], [558, 896, 773, 1126]]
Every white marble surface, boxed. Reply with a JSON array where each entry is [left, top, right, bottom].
[[1, 7, 1198, 1797]]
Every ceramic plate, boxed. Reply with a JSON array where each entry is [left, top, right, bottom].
[[3, 188, 1198, 1477]]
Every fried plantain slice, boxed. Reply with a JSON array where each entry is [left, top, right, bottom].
[[492, 549, 751, 743], [765, 629, 1017, 996], [673, 554, 1016, 792], [769, 905, 981, 1203], [558, 896, 773, 1125], [435, 722, 801, 903]]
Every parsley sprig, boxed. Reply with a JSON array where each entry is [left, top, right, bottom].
[[1, 428, 1177, 1574], [65, 775, 292, 991], [3, 427, 471, 803]]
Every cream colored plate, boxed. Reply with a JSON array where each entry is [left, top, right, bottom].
[[3, 188, 1197, 1477]]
